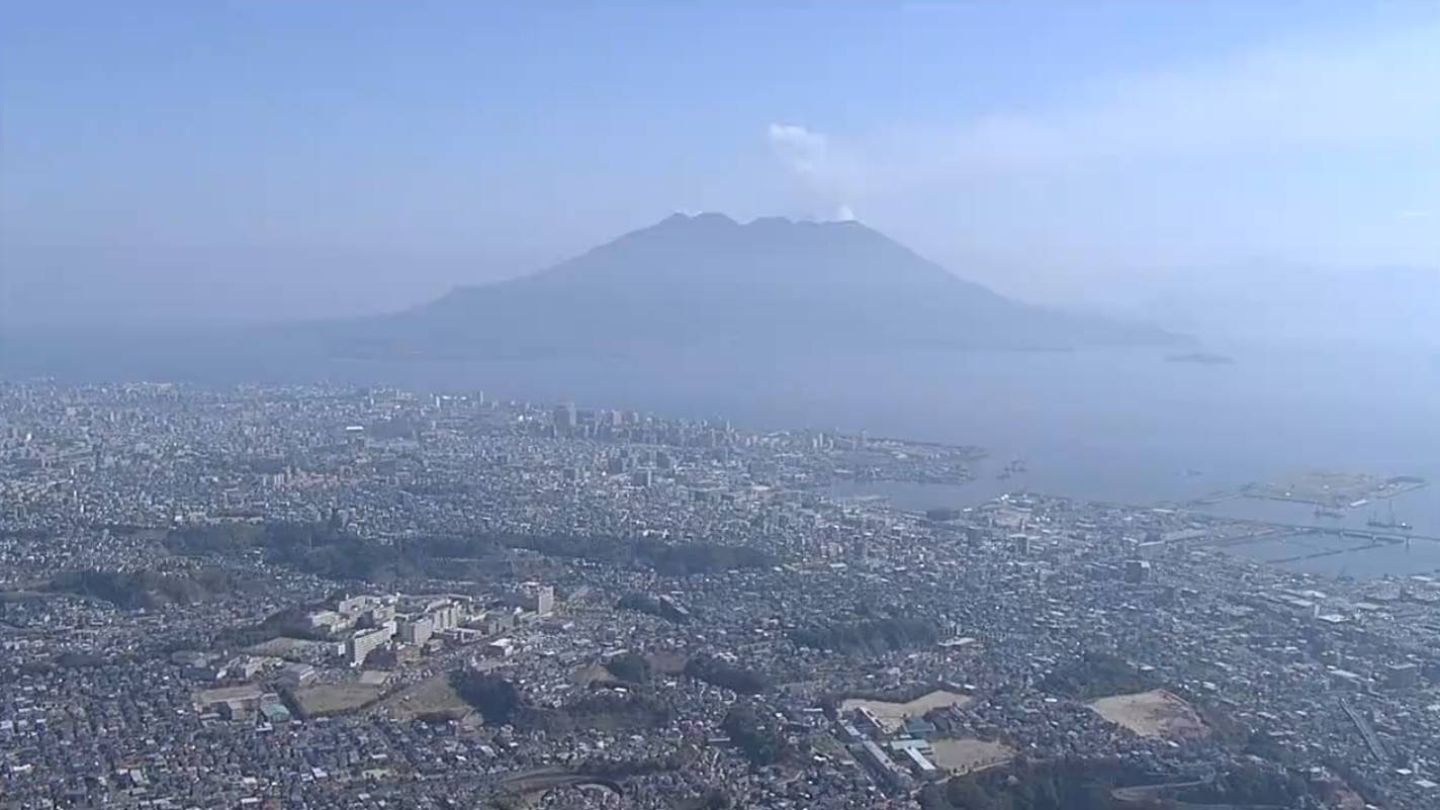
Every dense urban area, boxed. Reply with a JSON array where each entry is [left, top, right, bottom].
[[3, 382, 1439, 809]]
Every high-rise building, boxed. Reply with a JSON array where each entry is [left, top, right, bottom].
[[398, 616, 434, 646], [348, 621, 396, 666], [553, 402, 577, 430], [521, 583, 555, 616]]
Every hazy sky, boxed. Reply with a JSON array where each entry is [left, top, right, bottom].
[[3, 1, 1439, 325]]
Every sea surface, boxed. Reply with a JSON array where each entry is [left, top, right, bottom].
[[9, 339, 1440, 577]]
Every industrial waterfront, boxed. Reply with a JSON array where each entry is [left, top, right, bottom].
[[829, 472, 1440, 580]]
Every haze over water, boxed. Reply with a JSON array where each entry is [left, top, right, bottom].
[[296, 341, 1440, 578]]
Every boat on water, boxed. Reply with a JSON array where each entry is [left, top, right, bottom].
[[997, 459, 1026, 480], [1314, 507, 1344, 519]]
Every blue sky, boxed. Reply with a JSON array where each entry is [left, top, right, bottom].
[[3, 1, 1438, 324]]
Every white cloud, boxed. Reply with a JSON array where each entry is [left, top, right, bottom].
[[834, 204, 856, 222], [764, 21, 1440, 271], [766, 123, 829, 176], [772, 22, 1440, 188], [766, 122, 869, 217]]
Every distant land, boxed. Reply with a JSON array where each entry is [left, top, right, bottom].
[[1121, 264, 1440, 350], [320, 213, 1179, 361]]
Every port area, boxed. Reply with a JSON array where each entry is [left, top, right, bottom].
[[1130, 508, 1440, 577], [1211, 470, 1426, 509]]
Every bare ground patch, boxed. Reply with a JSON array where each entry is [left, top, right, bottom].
[[1088, 689, 1209, 740], [291, 682, 385, 717], [571, 662, 618, 687], [840, 689, 972, 734], [242, 636, 331, 660], [928, 738, 1015, 775], [371, 672, 473, 722]]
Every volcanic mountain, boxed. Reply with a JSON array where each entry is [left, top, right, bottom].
[[330, 213, 1176, 359]]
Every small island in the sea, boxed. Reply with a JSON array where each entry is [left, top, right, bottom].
[[1165, 352, 1235, 365]]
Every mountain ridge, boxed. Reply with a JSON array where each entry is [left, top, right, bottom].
[[435, 213, 964, 293], [333, 212, 1178, 359]]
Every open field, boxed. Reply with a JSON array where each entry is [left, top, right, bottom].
[[243, 636, 331, 660], [368, 673, 473, 721], [840, 689, 972, 734], [928, 738, 1015, 775], [193, 684, 262, 709], [291, 682, 385, 717], [1088, 689, 1209, 739]]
